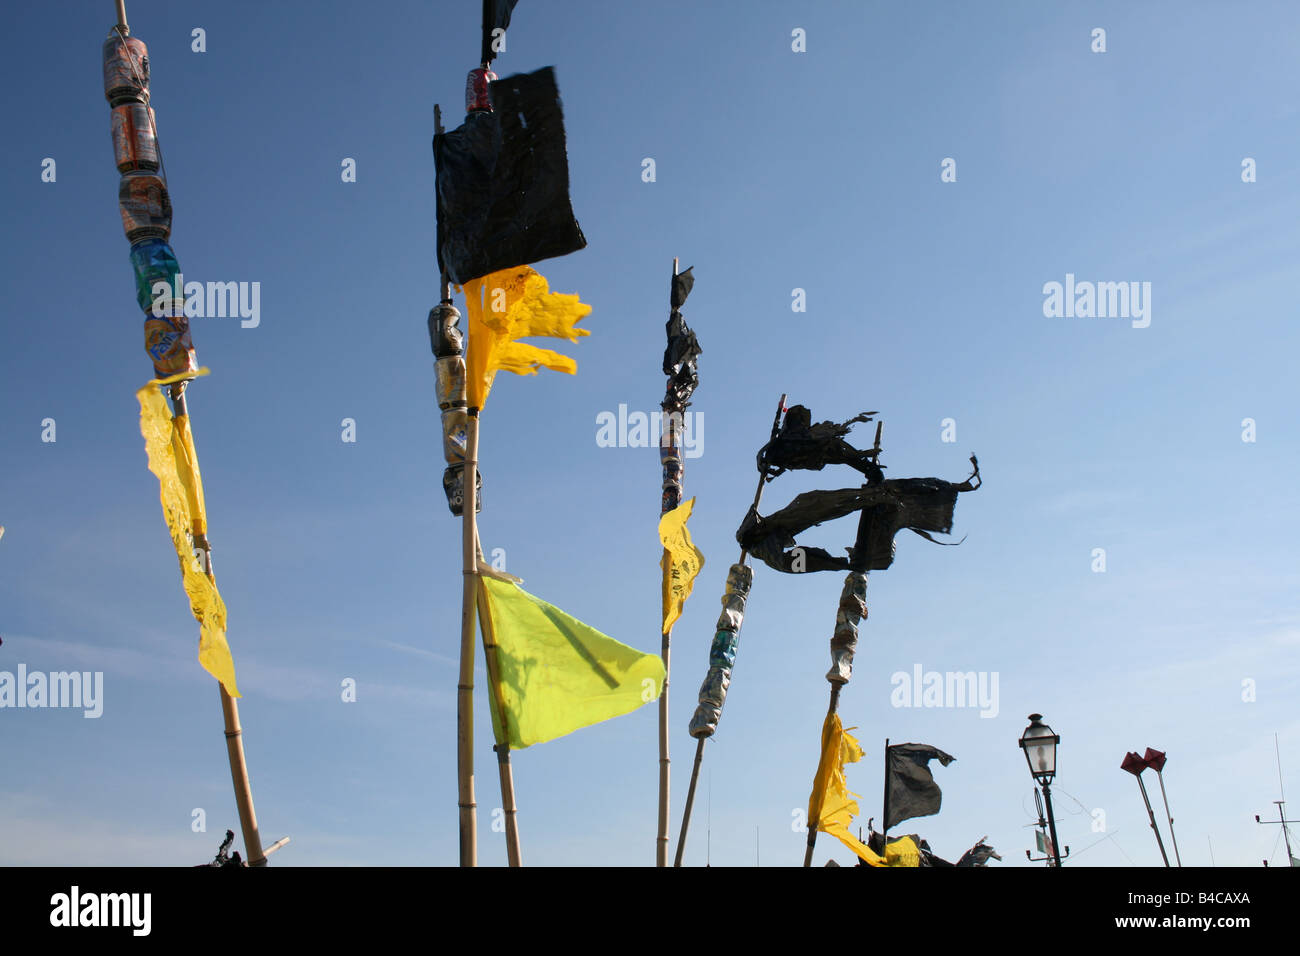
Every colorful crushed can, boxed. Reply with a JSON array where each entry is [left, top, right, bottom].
[[102, 34, 150, 105], [465, 67, 496, 112], [118, 170, 172, 242], [443, 464, 482, 516], [129, 238, 182, 313], [143, 314, 198, 379], [111, 103, 159, 172]]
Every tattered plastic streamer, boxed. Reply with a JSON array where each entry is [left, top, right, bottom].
[[825, 571, 867, 685], [688, 563, 753, 738]]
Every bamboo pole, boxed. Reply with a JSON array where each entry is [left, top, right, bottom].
[[171, 385, 266, 867], [474, 545, 522, 866], [674, 738, 705, 867], [673, 393, 786, 866], [457, 408, 480, 867], [114, 0, 128, 34]]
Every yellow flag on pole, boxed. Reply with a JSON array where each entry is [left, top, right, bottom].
[[658, 497, 704, 635], [462, 265, 592, 409], [478, 575, 663, 749], [136, 369, 240, 698], [808, 712, 887, 866]]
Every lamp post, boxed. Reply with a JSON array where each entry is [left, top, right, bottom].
[[1020, 714, 1064, 866]]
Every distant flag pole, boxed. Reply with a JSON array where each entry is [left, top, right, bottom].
[[1143, 748, 1181, 867], [656, 257, 705, 865], [655, 258, 679, 867], [674, 395, 785, 866], [104, 0, 280, 866], [657, 259, 677, 866], [1121, 751, 1170, 866]]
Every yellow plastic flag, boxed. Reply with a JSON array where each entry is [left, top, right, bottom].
[[809, 712, 886, 866], [478, 575, 664, 749], [658, 497, 705, 635], [136, 369, 240, 698], [462, 265, 592, 409]]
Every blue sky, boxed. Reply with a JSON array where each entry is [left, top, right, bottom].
[[2, 0, 1299, 867]]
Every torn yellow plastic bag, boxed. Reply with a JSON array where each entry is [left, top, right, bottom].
[[478, 575, 663, 749], [809, 712, 886, 866], [884, 835, 922, 867], [462, 265, 591, 409], [137, 369, 239, 698], [659, 497, 704, 635]]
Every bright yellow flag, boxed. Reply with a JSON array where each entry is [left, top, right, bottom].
[[809, 713, 887, 866], [462, 265, 592, 409], [478, 575, 663, 749], [137, 369, 240, 698], [658, 497, 704, 635]]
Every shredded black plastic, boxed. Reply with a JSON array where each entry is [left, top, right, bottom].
[[756, 405, 881, 481], [481, 0, 519, 65], [662, 266, 701, 411], [434, 67, 586, 285], [736, 456, 980, 573]]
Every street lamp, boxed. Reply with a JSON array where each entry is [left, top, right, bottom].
[[1020, 714, 1064, 866]]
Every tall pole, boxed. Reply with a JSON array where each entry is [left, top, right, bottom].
[[1133, 774, 1170, 866], [457, 402, 480, 868], [473, 554, 521, 866], [105, 0, 274, 866], [654, 258, 683, 867], [674, 394, 786, 866], [1153, 770, 1182, 867], [1278, 802, 1297, 865], [881, 738, 891, 848], [171, 386, 266, 867]]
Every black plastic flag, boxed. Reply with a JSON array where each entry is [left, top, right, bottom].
[[481, 0, 520, 65], [434, 66, 586, 285], [885, 743, 955, 830], [663, 267, 702, 410]]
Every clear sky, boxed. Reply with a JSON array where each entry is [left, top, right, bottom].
[[2, 0, 1298, 867]]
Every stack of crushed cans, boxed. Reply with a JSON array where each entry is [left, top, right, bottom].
[[425, 67, 497, 517], [103, 25, 196, 379]]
